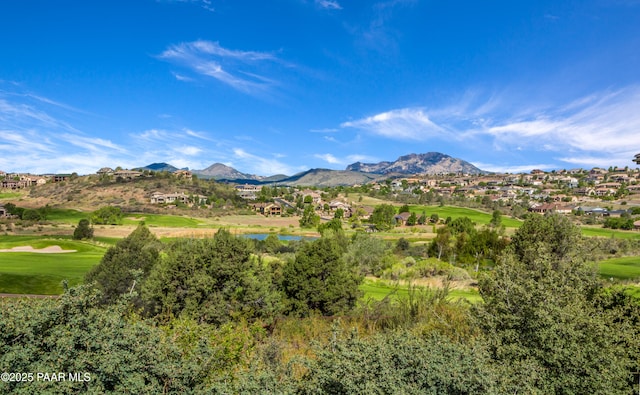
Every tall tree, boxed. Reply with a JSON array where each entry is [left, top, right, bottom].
[[85, 224, 161, 304], [474, 214, 632, 394], [142, 229, 281, 325], [282, 237, 362, 316], [370, 204, 396, 231]]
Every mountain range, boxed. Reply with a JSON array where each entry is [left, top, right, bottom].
[[137, 152, 487, 186]]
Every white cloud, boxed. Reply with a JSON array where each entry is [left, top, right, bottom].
[[232, 148, 299, 175], [483, 87, 640, 156], [177, 146, 202, 156], [313, 153, 378, 166], [314, 153, 342, 164], [472, 162, 557, 174], [316, 0, 342, 10], [159, 40, 282, 95], [341, 108, 447, 140]]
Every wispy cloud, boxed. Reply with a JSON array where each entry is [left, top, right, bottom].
[[316, 0, 342, 10], [340, 86, 640, 169], [354, 0, 416, 53], [472, 162, 558, 174], [314, 153, 341, 164], [483, 87, 640, 161], [159, 40, 284, 96], [233, 148, 301, 175], [314, 153, 378, 166], [341, 108, 447, 140]]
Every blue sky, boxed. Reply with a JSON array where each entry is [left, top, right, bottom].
[[2, 0, 640, 175]]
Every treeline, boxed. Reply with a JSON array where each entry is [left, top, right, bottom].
[[2, 215, 640, 393]]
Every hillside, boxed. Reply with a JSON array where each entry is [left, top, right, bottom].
[[24, 174, 240, 212], [276, 169, 384, 187]]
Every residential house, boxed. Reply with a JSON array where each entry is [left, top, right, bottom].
[[251, 202, 282, 216], [394, 212, 412, 225], [97, 167, 114, 176], [235, 184, 262, 200], [149, 192, 205, 205], [0, 204, 6, 217], [529, 203, 574, 215], [174, 170, 193, 180]]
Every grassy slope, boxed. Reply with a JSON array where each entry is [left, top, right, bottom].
[[0, 236, 106, 294], [598, 256, 640, 280], [359, 278, 482, 303], [408, 205, 523, 228]]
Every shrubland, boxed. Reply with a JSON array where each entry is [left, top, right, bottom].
[[1, 214, 640, 393]]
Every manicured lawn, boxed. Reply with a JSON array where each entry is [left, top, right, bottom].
[[408, 205, 523, 228], [0, 236, 105, 294], [122, 213, 205, 227], [598, 256, 640, 280], [46, 208, 89, 224], [359, 278, 481, 303], [580, 226, 640, 240]]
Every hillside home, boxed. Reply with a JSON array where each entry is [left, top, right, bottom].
[[97, 167, 114, 176], [298, 189, 322, 204], [251, 202, 282, 216], [394, 212, 412, 225], [149, 192, 205, 205], [0, 204, 6, 217], [174, 170, 193, 180], [235, 184, 262, 200], [529, 203, 574, 215]]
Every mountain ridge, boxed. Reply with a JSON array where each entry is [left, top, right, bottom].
[[136, 152, 487, 186]]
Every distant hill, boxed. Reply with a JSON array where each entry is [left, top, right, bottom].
[[346, 152, 486, 175], [194, 163, 258, 180], [136, 162, 182, 173], [275, 169, 384, 187]]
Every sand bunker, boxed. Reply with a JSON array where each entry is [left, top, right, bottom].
[[0, 245, 76, 253]]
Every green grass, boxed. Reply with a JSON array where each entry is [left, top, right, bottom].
[[408, 205, 523, 228], [46, 208, 89, 224], [0, 192, 22, 200], [121, 213, 205, 227], [598, 256, 640, 280], [0, 236, 105, 294], [359, 278, 481, 303], [580, 226, 640, 240]]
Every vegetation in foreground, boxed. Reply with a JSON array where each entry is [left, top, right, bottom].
[[1, 214, 640, 394]]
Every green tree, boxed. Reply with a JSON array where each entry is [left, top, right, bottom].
[[0, 286, 210, 394], [370, 204, 396, 231], [317, 218, 343, 235], [398, 204, 410, 213], [85, 224, 161, 304], [334, 207, 344, 219], [473, 214, 633, 394], [282, 237, 362, 316], [302, 329, 497, 394], [91, 205, 124, 225], [143, 229, 281, 325], [406, 212, 417, 226], [343, 233, 391, 276], [299, 204, 320, 228], [73, 218, 94, 240]]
